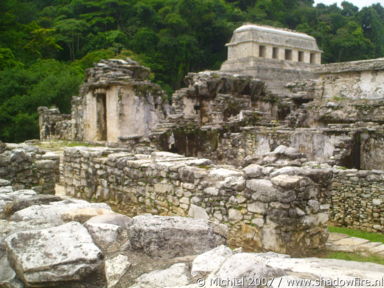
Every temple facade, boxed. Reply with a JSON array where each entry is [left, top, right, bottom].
[[221, 24, 322, 95]]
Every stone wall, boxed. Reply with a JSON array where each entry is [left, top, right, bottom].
[[37, 107, 72, 140], [63, 146, 331, 256], [0, 142, 59, 194], [316, 58, 384, 100], [330, 168, 384, 233], [155, 126, 363, 168], [38, 58, 169, 143]]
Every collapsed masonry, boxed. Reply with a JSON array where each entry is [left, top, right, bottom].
[[38, 24, 384, 254], [0, 141, 59, 194], [63, 146, 331, 256]]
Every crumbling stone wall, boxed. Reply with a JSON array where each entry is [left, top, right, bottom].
[[330, 168, 384, 233], [316, 58, 384, 100], [63, 146, 331, 256], [0, 142, 59, 194], [38, 58, 169, 143], [37, 107, 71, 140], [155, 126, 360, 168]]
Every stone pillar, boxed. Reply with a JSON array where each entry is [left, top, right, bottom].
[[266, 46, 273, 59], [303, 51, 311, 64], [292, 49, 299, 63]]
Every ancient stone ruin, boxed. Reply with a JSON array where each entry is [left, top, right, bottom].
[[221, 24, 322, 95], [1, 179, 383, 288], [36, 24, 384, 254], [0, 22, 377, 287], [0, 22, 383, 288]]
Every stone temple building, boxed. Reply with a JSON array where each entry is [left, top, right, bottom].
[[221, 24, 322, 95], [38, 23, 384, 254]]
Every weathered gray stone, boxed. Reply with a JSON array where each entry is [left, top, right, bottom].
[[127, 215, 226, 258], [228, 209, 243, 221], [2, 195, 63, 218], [5, 222, 104, 286], [86, 213, 133, 229], [105, 254, 131, 288], [271, 174, 304, 188], [0, 179, 11, 187], [61, 207, 115, 223], [130, 263, 190, 288], [191, 245, 233, 278], [208, 253, 286, 288], [247, 202, 266, 214], [0, 255, 23, 288], [188, 205, 209, 220], [84, 222, 122, 252], [243, 164, 263, 178], [10, 199, 111, 225], [246, 179, 279, 202]]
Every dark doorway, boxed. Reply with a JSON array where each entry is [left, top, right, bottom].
[[96, 93, 107, 141]]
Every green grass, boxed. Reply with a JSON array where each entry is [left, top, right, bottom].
[[322, 251, 384, 265], [328, 226, 384, 243], [37, 140, 102, 150]]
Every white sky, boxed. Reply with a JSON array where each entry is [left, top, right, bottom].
[[313, 0, 383, 9]]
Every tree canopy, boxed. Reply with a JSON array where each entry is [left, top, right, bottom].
[[1, 0, 383, 142]]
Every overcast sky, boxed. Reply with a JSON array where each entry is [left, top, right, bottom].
[[313, 0, 382, 9]]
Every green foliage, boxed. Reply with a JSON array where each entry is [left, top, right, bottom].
[[1, 0, 384, 142], [0, 60, 83, 142], [328, 226, 384, 243]]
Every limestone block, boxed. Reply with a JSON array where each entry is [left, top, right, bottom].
[[188, 204, 209, 220], [0, 179, 11, 187], [247, 202, 267, 214], [2, 194, 63, 218], [127, 215, 226, 258], [0, 254, 23, 288], [203, 187, 219, 196], [270, 174, 304, 189], [208, 253, 285, 287], [191, 245, 233, 278], [129, 263, 190, 288], [228, 209, 243, 221], [243, 164, 263, 178], [105, 254, 131, 288], [246, 179, 279, 202], [84, 222, 123, 252], [5, 222, 104, 286], [10, 199, 111, 225], [61, 207, 115, 223], [86, 213, 133, 229]]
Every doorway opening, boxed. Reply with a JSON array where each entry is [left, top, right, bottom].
[[96, 93, 107, 141]]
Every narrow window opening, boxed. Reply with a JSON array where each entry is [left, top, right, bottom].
[[194, 104, 201, 114], [298, 51, 304, 62], [285, 49, 292, 61], [272, 47, 278, 59], [96, 93, 107, 141], [310, 53, 316, 64], [259, 45, 266, 58]]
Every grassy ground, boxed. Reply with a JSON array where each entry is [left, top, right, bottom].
[[321, 251, 384, 265], [328, 226, 384, 243], [322, 226, 384, 265], [36, 140, 102, 151]]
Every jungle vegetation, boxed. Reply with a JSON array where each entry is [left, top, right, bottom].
[[1, 0, 383, 142]]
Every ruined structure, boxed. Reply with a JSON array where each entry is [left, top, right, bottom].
[[221, 24, 322, 95], [0, 141, 59, 194], [37, 23, 384, 254], [1, 180, 383, 287], [38, 59, 169, 143], [63, 146, 332, 255]]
